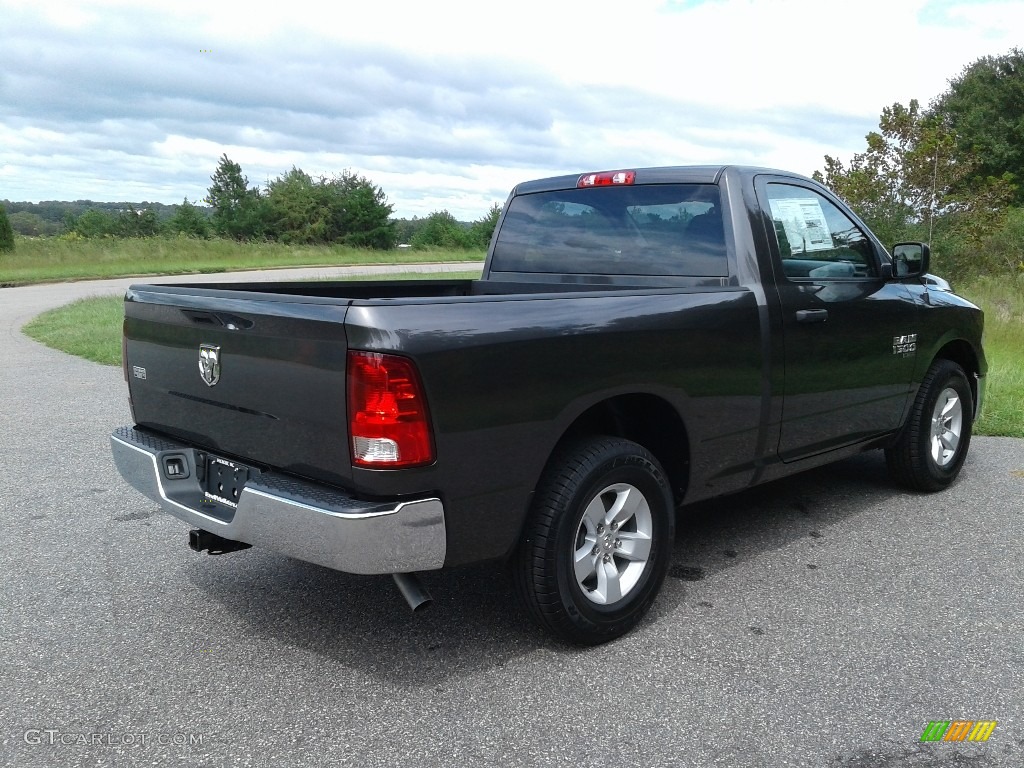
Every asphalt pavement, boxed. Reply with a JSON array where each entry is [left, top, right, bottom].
[[1, 266, 1022, 767]]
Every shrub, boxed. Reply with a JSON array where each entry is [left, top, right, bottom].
[[0, 204, 15, 252]]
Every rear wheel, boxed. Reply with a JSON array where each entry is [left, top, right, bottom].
[[514, 437, 674, 645], [886, 359, 974, 492]]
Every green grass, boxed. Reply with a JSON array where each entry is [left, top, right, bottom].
[[1, 236, 484, 286], [20, 270, 1023, 437], [958, 275, 1024, 437], [23, 295, 127, 366]]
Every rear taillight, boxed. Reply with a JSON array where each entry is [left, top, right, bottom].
[[347, 350, 434, 468]]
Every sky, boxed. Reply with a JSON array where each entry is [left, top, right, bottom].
[[2, 0, 1022, 220]]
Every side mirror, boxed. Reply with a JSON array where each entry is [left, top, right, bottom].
[[891, 242, 930, 279]]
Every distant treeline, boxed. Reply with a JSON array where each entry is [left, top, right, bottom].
[[202, 155, 498, 249], [1, 156, 501, 250], [1, 199, 190, 237]]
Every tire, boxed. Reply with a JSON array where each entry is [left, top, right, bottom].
[[886, 359, 974, 492], [514, 436, 674, 645]]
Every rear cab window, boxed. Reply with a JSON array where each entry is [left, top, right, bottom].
[[491, 184, 728, 278]]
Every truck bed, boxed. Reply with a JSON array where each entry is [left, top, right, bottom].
[[123, 277, 763, 565]]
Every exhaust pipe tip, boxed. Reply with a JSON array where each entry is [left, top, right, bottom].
[[392, 572, 432, 612]]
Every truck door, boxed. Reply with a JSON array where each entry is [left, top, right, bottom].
[[756, 178, 918, 462]]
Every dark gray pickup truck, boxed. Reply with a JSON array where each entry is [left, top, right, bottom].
[[111, 165, 986, 644]]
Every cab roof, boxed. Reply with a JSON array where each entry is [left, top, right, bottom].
[[512, 165, 814, 195]]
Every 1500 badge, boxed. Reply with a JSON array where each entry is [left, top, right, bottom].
[[893, 333, 917, 357]]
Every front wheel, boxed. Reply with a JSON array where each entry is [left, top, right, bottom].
[[886, 359, 974, 492], [514, 437, 674, 645]]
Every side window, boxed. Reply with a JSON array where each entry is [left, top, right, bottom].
[[766, 183, 877, 279]]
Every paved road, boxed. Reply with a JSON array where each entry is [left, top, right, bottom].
[[2, 268, 1022, 767]]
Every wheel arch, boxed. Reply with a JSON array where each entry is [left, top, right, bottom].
[[931, 338, 982, 416], [551, 393, 690, 505]]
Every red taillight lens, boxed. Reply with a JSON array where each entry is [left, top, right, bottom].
[[347, 350, 434, 468], [577, 170, 636, 188]]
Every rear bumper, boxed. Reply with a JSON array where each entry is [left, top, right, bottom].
[[109, 426, 446, 575]]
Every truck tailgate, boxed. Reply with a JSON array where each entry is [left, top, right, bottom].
[[123, 285, 354, 486]]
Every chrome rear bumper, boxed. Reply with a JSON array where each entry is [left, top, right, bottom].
[[110, 427, 446, 575]]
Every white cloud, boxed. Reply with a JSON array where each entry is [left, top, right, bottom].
[[1, 0, 1021, 218]]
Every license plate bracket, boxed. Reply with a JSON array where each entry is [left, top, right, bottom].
[[202, 456, 250, 508]]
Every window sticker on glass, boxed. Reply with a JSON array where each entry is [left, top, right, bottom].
[[769, 198, 834, 253]]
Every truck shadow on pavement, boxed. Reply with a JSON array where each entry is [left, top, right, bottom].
[[183, 448, 907, 686], [668, 448, 898, 582]]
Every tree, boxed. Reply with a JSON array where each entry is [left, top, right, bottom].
[[164, 198, 210, 238], [263, 167, 395, 247], [392, 216, 424, 245], [327, 171, 395, 249], [977, 207, 1024, 274], [206, 154, 266, 239], [411, 210, 474, 249], [117, 205, 160, 237], [265, 167, 332, 244], [69, 208, 119, 238], [7, 211, 59, 237], [470, 203, 503, 248], [0, 204, 15, 252], [932, 48, 1024, 204], [814, 100, 1013, 250]]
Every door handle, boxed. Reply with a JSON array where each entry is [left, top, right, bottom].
[[796, 309, 829, 323]]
